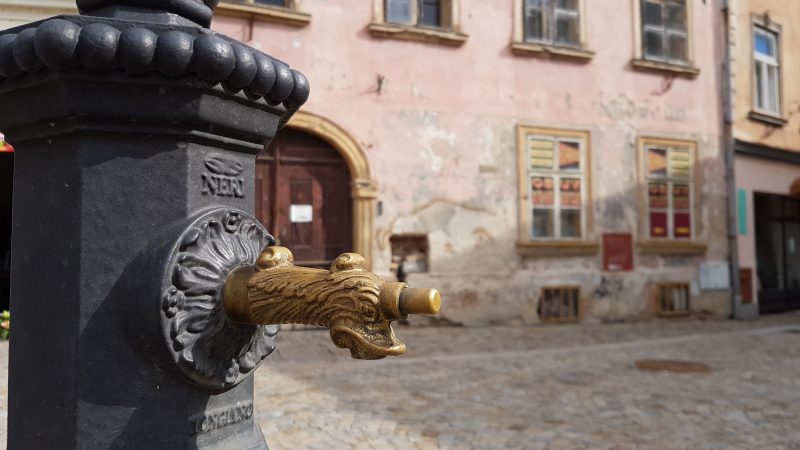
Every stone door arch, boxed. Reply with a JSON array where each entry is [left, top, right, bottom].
[[285, 111, 376, 268]]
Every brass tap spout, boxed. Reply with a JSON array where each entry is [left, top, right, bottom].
[[223, 246, 441, 360]]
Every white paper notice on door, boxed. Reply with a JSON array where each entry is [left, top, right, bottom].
[[290, 204, 313, 223]]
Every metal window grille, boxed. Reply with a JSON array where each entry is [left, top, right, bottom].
[[656, 283, 690, 316], [539, 286, 580, 323]]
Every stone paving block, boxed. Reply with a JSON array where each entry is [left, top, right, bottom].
[[3, 314, 800, 449]]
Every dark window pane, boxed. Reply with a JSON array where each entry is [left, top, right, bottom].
[[532, 209, 555, 238], [756, 220, 784, 289], [754, 193, 783, 218], [784, 200, 800, 218], [386, 0, 413, 24], [555, 14, 580, 46], [643, 1, 663, 27], [755, 60, 765, 110], [524, 5, 544, 41], [560, 210, 581, 238], [665, 3, 686, 32], [419, 0, 440, 27], [255, 0, 285, 5], [667, 34, 687, 62], [786, 223, 800, 289], [556, 0, 578, 11], [644, 30, 665, 59]]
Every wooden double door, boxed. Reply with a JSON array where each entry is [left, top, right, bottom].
[[256, 129, 353, 268]]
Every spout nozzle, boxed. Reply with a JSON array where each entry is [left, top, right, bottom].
[[399, 288, 441, 315]]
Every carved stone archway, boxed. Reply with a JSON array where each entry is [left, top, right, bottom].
[[286, 111, 377, 268]]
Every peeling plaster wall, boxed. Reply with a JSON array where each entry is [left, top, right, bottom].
[[213, 0, 729, 325]]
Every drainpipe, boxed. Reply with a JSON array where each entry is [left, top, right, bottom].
[[721, 0, 745, 319]]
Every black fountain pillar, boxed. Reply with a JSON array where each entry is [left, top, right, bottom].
[[0, 0, 308, 447]]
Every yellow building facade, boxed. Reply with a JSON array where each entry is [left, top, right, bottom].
[[731, 0, 800, 314]]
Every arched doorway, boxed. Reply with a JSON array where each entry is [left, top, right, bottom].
[[256, 128, 354, 268], [277, 111, 376, 268]]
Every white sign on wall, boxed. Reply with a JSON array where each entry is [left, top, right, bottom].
[[699, 262, 730, 290], [289, 204, 313, 223]]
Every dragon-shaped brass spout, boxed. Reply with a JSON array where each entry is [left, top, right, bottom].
[[223, 246, 441, 359]]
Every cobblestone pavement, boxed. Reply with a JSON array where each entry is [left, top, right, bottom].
[[2, 314, 800, 449]]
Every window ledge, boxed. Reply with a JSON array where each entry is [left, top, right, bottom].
[[516, 240, 599, 257], [216, 1, 310, 27], [748, 110, 787, 127], [630, 58, 700, 78], [367, 22, 467, 47], [657, 311, 692, 318], [511, 41, 594, 62], [637, 240, 707, 255]]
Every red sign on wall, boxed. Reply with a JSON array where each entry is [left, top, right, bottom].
[[603, 233, 633, 272]]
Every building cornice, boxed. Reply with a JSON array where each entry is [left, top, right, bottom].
[[735, 139, 800, 165]]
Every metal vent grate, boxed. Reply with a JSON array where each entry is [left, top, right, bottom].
[[657, 283, 691, 317], [539, 286, 580, 323]]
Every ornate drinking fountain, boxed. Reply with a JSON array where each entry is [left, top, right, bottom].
[[0, 1, 440, 447]]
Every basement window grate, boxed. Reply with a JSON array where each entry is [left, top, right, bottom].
[[657, 283, 691, 317], [539, 286, 580, 323]]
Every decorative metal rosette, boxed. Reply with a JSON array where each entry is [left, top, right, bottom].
[[161, 208, 277, 390]]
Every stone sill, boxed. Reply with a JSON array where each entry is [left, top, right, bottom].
[[367, 22, 468, 47], [630, 58, 700, 78], [216, 2, 310, 27], [657, 311, 692, 318], [748, 110, 787, 127], [510, 41, 594, 62], [637, 240, 707, 255], [516, 240, 599, 257]]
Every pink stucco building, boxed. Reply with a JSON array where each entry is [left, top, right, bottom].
[[209, 0, 730, 325], [0, 0, 732, 324]]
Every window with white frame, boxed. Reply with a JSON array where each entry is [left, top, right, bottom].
[[754, 26, 780, 115], [526, 133, 586, 239], [645, 143, 693, 239], [641, 0, 688, 64], [385, 0, 449, 28], [523, 0, 580, 47]]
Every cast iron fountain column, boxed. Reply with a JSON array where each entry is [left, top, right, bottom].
[[0, 1, 439, 448]]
